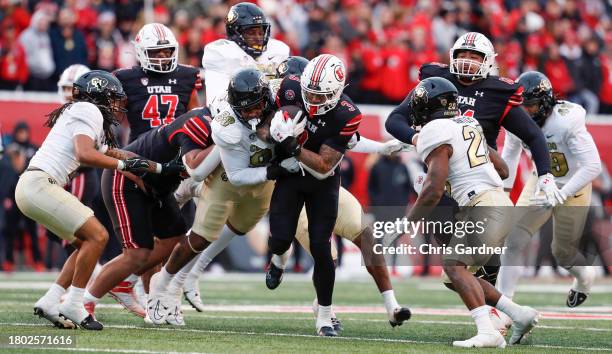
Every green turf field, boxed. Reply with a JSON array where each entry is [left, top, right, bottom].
[[0, 272, 610, 353]]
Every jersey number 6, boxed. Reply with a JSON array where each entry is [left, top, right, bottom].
[[142, 94, 179, 127]]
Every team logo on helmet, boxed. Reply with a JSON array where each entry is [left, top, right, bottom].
[[227, 8, 238, 24], [141, 78, 149, 86], [414, 85, 428, 102], [87, 77, 108, 93], [334, 66, 345, 81], [285, 89, 295, 100], [538, 78, 552, 93]]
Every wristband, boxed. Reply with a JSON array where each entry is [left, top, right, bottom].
[[117, 160, 125, 171], [155, 163, 162, 174]]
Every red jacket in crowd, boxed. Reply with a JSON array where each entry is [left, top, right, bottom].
[[543, 58, 574, 98], [0, 41, 28, 84]]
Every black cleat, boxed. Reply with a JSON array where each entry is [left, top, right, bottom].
[[34, 307, 76, 329], [566, 289, 588, 308], [331, 317, 343, 333], [389, 307, 412, 327], [317, 326, 338, 337], [265, 263, 284, 290], [60, 313, 103, 330]]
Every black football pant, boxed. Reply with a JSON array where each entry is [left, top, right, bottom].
[[269, 173, 340, 306]]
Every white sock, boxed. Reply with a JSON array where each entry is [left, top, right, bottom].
[[192, 225, 238, 276], [381, 290, 400, 316], [83, 290, 101, 304], [42, 283, 66, 303], [65, 286, 85, 306], [124, 274, 138, 284], [471, 305, 496, 334], [497, 266, 523, 299], [495, 295, 523, 320], [156, 267, 174, 291], [316, 305, 333, 329], [168, 256, 199, 294], [566, 266, 594, 292], [271, 249, 292, 271]]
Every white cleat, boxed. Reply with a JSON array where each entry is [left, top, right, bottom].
[[489, 307, 512, 336], [166, 302, 185, 326], [184, 288, 205, 312], [453, 331, 507, 348], [146, 296, 170, 325], [33, 297, 76, 329], [108, 281, 145, 318], [509, 306, 539, 345]]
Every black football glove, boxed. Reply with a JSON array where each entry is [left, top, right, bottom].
[[277, 136, 301, 158], [160, 159, 186, 176], [122, 158, 151, 174], [266, 164, 291, 180]]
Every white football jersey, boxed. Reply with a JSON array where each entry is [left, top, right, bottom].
[[211, 100, 276, 186], [502, 101, 600, 189], [417, 116, 503, 206], [29, 102, 107, 186], [202, 38, 289, 107]]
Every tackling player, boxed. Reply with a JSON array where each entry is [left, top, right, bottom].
[[17, 71, 158, 330], [407, 77, 539, 348], [497, 71, 602, 307]]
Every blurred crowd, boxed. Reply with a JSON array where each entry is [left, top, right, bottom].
[[0, 0, 611, 112]]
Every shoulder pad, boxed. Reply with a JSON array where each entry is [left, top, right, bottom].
[[211, 115, 242, 147], [554, 101, 586, 131], [416, 119, 454, 161], [419, 63, 451, 81], [265, 39, 290, 57]]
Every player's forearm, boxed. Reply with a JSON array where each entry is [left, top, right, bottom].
[[502, 107, 551, 176], [226, 167, 268, 186], [560, 160, 602, 197], [350, 137, 385, 154], [185, 147, 221, 182], [297, 145, 343, 175], [106, 148, 137, 160], [385, 113, 417, 145], [488, 146, 509, 180]]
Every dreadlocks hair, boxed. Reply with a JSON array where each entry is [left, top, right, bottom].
[[45, 99, 120, 148]]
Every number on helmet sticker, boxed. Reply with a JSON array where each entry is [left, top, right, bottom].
[[142, 94, 179, 127]]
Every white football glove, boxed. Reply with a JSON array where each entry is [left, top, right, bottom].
[[270, 111, 295, 143], [413, 172, 427, 195], [381, 139, 414, 155], [347, 134, 359, 150], [279, 157, 301, 173], [292, 110, 306, 137], [532, 173, 567, 207]]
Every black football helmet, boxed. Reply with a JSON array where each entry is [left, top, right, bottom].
[[73, 70, 127, 114], [410, 77, 459, 126], [517, 71, 556, 126], [228, 68, 273, 130], [276, 56, 309, 79], [226, 2, 271, 58]]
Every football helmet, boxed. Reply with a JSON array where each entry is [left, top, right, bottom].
[[517, 71, 556, 126], [300, 54, 346, 116], [276, 56, 309, 79], [73, 70, 127, 114], [228, 68, 273, 131], [133, 23, 179, 73], [58, 64, 90, 103], [449, 32, 497, 80], [226, 2, 271, 58], [410, 77, 459, 126]]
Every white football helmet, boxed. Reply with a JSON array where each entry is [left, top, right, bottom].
[[133, 23, 179, 73], [449, 32, 497, 80], [57, 64, 90, 103], [300, 54, 346, 116]]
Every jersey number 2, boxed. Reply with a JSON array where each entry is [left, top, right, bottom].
[[142, 94, 179, 127], [462, 125, 489, 168]]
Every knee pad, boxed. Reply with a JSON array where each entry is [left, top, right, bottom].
[[268, 237, 292, 256]]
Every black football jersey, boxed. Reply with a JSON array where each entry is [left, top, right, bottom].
[[275, 75, 361, 155], [419, 63, 523, 149], [125, 107, 213, 195], [114, 64, 203, 142]]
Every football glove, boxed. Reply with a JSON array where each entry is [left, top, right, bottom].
[[160, 160, 186, 176], [266, 163, 292, 180], [413, 172, 427, 195], [270, 111, 296, 143], [280, 157, 301, 173], [532, 173, 567, 207], [381, 139, 413, 155], [277, 136, 301, 157], [121, 158, 152, 174]]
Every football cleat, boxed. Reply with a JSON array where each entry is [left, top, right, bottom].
[[33, 299, 76, 329], [489, 307, 512, 336], [331, 317, 343, 333], [566, 290, 588, 308], [109, 281, 146, 318], [317, 326, 338, 337], [265, 262, 284, 290], [146, 297, 170, 325], [58, 302, 103, 330], [165, 302, 185, 326], [389, 307, 412, 327], [134, 278, 147, 309], [509, 306, 539, 345], [184, 289, 205, 312], [453, 331, 506, 348]]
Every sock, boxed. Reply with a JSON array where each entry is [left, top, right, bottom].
[[495, 295, 523, 320], [565, 265, 594, 292], [496, 266, 523, 299], [42, 283, 66, 303], [271, 245, 293, 270], [65, 286, 85, 306], [471, 305, 496, 333], [192, 225, 238, 276], [382, 290, 400, 317], [168, 256, 199, 294], [83, 290, 100, 304], [125, 274, 138, 283], [155, 267, 173, 291], [316, 305, 333, 329]]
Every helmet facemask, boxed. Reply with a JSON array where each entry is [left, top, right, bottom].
[[450, 49, 493, 80], [140, 44, 178, 73], [301, 85, 343, 116], [238, 24, 270, 56]]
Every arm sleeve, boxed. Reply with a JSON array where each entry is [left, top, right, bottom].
[[501, 106, 551, 176], [350, 136, 386, 154], [182, 146, 221, 182], [560, 128, 602, 196], [500, 131, 523, 189], [385, 94, 417, 144], [219, 146, 268, 186]]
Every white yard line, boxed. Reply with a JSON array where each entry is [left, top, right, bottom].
[[1, 322, 610, 352], [1, 347, 208, 354]]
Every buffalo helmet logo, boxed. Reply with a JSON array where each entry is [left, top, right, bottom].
[[87, 77, 109, 93], [414, 85, 428, 103]]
